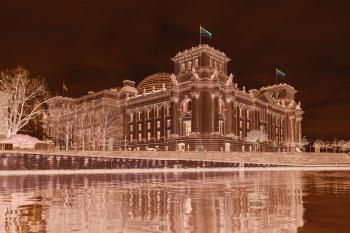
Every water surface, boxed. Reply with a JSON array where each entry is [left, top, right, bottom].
[[0, 170, 349, 233]]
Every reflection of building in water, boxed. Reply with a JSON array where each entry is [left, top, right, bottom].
[[0, 172, 304, 233], [119, 172, 304, 233], [0, 194, 47, 233]]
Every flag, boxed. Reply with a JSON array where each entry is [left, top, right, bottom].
[[63, 82, 68, 92], [275, 68, 286, 78], [200, 26, 212, 38]]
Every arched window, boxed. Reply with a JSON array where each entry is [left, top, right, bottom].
[[194, 58, 199, 68], [218, 99, 225, 113], [182, 99, 192, 113], [187, 60, 192, 70], [181, 63, 185, 72], [182, 120, 191, 136]]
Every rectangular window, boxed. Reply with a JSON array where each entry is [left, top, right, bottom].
[[147, 110, 150, 119], [147, 132, 151, 141], [167, 129, 171, 138], [275, 127, 278, 135], [138, 123, 142, 131], [130, 134, 133, 142], [247, 122, 250, 130], [156, 131, 161, 140], [166, 106, 171, 116], [219, 120, 224, 134], [138, 133, 142, 141], [182, 120, 191, 136], [239, 120, 243, 128], [239, 108, 243, 118], [147, 122, 151, 130], [167, 119, 171, 127], [194, 58, 199, 68], [247, 110, 251, 119], [157, 120, 161, 128], [129, 113, 134, 122], [137, 112, 142, 121], [156, 109, 160, 118], [129, 124, 133, 132], [239, 130, 243, 140]]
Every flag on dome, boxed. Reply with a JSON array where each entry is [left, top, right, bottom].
[[275, 68, 286, 78], [200, 26, 212, 38]]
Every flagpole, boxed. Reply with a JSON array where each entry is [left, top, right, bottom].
[[275, 69, 277, 84], [199, 25, 201, 45]]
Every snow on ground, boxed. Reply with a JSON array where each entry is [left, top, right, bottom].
[[0, 134, 44, 149]]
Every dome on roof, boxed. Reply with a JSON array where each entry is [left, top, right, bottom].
[[137, 73, 173, 93]]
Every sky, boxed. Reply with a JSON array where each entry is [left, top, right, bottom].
[[0, 0, 349, 140]]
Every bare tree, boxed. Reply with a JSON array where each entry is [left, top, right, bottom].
[[46, 107, 74, 150], [343, 141, 350, 153], [298, 136, 309, 151], [313, 139, 325, 153], [85, 111, 98, 150], [338, 140, 347, 153], [0, 66, 49, 138], [246, 130, 268, 152], [75, 111, 87, 150], [97, 106, 119, 150]]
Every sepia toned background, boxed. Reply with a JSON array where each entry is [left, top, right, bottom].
[[0, 0, 349, 139]]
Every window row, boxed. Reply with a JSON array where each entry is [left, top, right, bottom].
[[209, 59, 224, 71], [129, 119, 171, 132], [129, 106, 171, 122], [238, 108, 252, 119], [180, 59, 199, 72], [130, 129, 171, 142]]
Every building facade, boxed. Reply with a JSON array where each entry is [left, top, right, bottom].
[[44, 45, 304, 151]]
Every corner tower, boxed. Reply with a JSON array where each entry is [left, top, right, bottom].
[[171, 44, 231, 75]]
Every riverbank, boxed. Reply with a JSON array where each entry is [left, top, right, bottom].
[[2, 166, 350, 176], [1, 150, 350, 170]]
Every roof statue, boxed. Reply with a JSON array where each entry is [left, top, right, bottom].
[[226, 73, 234, 86], [170, 73, 178, 86], [191, 67, 199, 80], [210, 68, 218, 81]]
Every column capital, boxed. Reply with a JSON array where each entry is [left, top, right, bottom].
[[170, 96, 179, 103], [190, 91, 200, 99], [211, 91, 221, 99], [225, 96, 235, 103]]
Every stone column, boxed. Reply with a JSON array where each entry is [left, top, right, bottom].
[[298, 118, 302, 142], [170, 96, 180, 135], [225, 97, 234, 135], [190, 91, 200, 133], [212, 92, 220, 132], [232, 102, 236, 134]]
